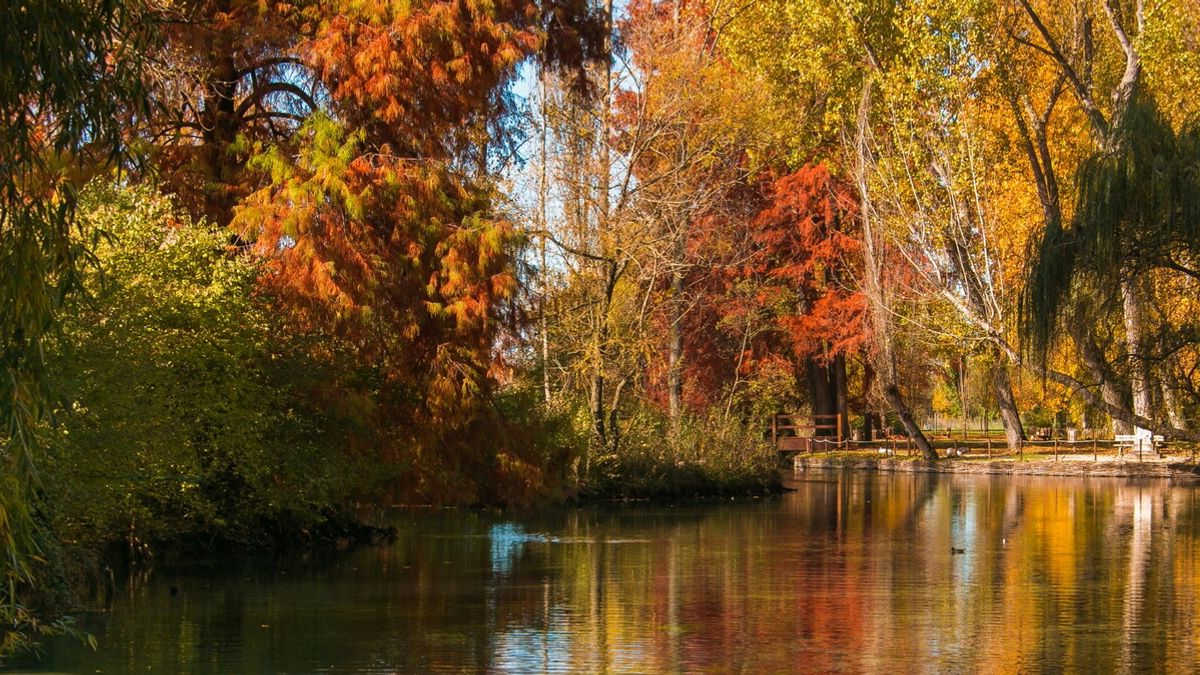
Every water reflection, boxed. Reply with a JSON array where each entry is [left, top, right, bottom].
[[20, 472, 1200, 673]]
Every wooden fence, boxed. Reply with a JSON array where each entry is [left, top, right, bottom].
[[769, 413, 843, 453]]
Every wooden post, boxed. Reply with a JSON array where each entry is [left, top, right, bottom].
[[1092, 435, 1097, 461], [837, 413, 843, 448], [1054, 437, 1058, 461], [772, 414, 778, 448], [987, 438, 991, 460], [1019, 440, 1023, 461]]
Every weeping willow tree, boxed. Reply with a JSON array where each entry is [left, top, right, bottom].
[[1024, 95, 1200, 432], [0, 0, 149, 656]]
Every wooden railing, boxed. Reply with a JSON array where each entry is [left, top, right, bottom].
[[770, 413, 843, 453]]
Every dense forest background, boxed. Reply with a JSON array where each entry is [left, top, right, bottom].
[[2, 0, 1200, 656]]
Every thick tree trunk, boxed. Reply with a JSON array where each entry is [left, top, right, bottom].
[[1072, 322, 1133, 435], [201, 49, 240, 226], [834, 353, 850, 439], [992, 362, 1025, 453], [862, 412, 876, 442], [883, 384, 936, 458], [1121, 278, 1154, 423], [808, 358, 835, 436], [1162, 379, 1186, 430]]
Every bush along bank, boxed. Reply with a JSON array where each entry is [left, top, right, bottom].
[[568, 411, 784, 501]]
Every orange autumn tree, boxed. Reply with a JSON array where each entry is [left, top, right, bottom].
[[742, 164, 867, 437], [654, 164, 870, 431], [233, 0, 600, 504]]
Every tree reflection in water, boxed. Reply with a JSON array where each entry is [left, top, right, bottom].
[[24, 472, 1200, 673]]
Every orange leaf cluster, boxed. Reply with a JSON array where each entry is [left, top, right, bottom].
[[747, 164, 867, 361]]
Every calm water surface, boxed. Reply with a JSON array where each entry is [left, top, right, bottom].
[[19, 470, 1200, 673]]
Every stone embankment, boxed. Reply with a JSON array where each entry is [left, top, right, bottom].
[[794, 454, 1200, 480]]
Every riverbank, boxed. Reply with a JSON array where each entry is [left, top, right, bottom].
[[573, 457, 783, 501], [793, 451, 1200, 480]]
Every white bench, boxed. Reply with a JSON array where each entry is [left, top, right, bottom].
[[1114, 433, 1165, 454]]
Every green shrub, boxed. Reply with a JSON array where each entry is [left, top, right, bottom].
[[579, 409, 781, 500], [39, 183, 370, 552]]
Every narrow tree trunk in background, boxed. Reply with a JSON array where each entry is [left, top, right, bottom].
[[598, 0, 612, 225], [608, 372, 626, 454], [992, 361, 1025, 453], [539, 66, 552, 406], [667, 260, 684, 425], [664, 0, 686, 428], [589, 318, 605, 465], [589, 0, 615, 459]]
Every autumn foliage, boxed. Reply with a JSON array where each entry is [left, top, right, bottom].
[[643, 164, 867, 416], [230, 1, 596, 504], [748, 164, 866, 362]]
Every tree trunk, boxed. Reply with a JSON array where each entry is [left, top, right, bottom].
[[862, 412, 876, 442], [539, 67, 552, 406], [882, 384, 935, 458], [808, 358, 834, 436], [862, 359, 876, 441], [1121, 278, 1154, 424], [200, 50, 240, 226], [1162, 379, 1186, 430], [834, 353, 850, 439], [992, 361, 1025, 453], [588, 0, 615, 462], [608, 374, 627, 454], [852, 78, 937, 460], [589, 329, 605, 464], [667, 265, 684, 425], [1072, 322, 1133, 435]]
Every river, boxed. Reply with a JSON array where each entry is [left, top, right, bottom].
[[18, 470, 1200, 672]]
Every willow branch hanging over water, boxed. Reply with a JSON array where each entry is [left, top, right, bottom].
[[1023, 96, 1200, 361]]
